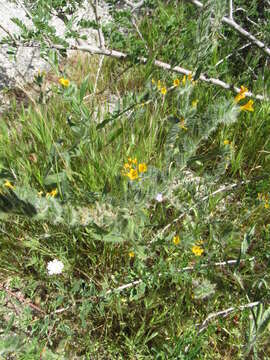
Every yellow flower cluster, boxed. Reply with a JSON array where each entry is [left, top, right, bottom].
[[173, 235, 180, 245], [182, 73, 193, 86], [179, 118, 188, 131], [191, 244, 204, 256], [152, 79, 167, 96], [258, 193, 269, 209], [46, 188, 58, 198], [58, 78, 70, 87], [173, 78, 180, 87], [122, 158, 147, 181], [223, 139, 230, 145], [161, 87, 167, 95], [234, 86, 254, 112], [4, 180, 15, 190], [240, 99, 254, 112], [234, 85, 248, 103]]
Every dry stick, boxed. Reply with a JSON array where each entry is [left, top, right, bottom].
[[16, 0, 32, 19], [0, 23, 17, 43], [47, 43, 266, 100], [234, 8, 261, 28], [198, 300, 261, 334], [131, 16, 149, 51], [0, 283, 46, 315], [89, 0, 105, 94], [187, 0, 270, 57], [150, 180, 250, 245], [105, 257, 255, 296], [123, 0, 145, 12], [2, 33, 266, 100], [215, 42, 252, 67], [229, 0, 233, 20]]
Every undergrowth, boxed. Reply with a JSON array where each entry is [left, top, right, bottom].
[[0, 0, 270, 358]]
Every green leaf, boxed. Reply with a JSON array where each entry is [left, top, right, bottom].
[[79, 75, 90, 103], [44, 171, 67, 186], [236, 225, 255, 267], [105, 127, 123, 147]]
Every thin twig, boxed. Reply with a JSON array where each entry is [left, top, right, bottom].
[[187, 0, 270, 57], [0, 283, 46, 315], [215, 42, 251, 67], [123, 0, 145, 12], [131, 15, 149, 51], [18, 42, 266, 100], [198, 301, 261, 333], [89, 0, 105, 94], [105, 257, 255, 296], [0, 23, 17, 43], [16, 0, 33, 19], [234, 8, 260, 28], [229, 0, 233, 20], [150, 180, 250, 244]]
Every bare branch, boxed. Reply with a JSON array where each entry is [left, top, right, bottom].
[[215, 42, 252, 67], [88, 0, 106, 94], [123, 0, 145, 12], [105, 257, 255, 296], [229, 0, 233, 20], [16, 0, 32, 20], [187, 0, 270, 57], [0, 23, 17, 43], [0, 283, 46, 315], [198, 301, 262, 333], [151, 180, 250, 244], [43, 43, 266, 100]]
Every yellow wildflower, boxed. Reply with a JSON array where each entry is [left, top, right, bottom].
[[173, 235, 180, 245], [152, 78, 155, 84], [124, 163, 131, 169], [58, 78, 70, 87], [188, 73, 193, 81], [138, 163, 147, 173], [4, 180, 15, 190], [129, 251, 135, 258], [191, 245, 204, 256], [161, 87, 167, 95], [240, 100, 254, 112], [179, 118, 188, 131], [46, 188, 58, 198], [192, 99, 198, 108], [127, 169, 139, 180], [234, 85, 248, 103], [50, 189, 58, 197], [223, 139, 230, 145], [182, 75, 186, 85], [265, 203, 269, 209], [173, 78, 180, 87], [132, 158, 137, 165]]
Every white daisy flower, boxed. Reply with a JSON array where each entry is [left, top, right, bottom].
[[47, 259, 64, 275]]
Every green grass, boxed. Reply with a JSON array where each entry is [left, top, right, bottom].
[[0, 0, 270, 358]]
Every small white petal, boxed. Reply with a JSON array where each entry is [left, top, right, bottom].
[[155, 193, 163, 202], [47, 259, 64, 275]]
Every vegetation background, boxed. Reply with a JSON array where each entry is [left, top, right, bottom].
[[0, 0, 269, 358]]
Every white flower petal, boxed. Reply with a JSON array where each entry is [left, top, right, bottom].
[[47, 259, 64, 275], [155, 193, 163, 202]]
